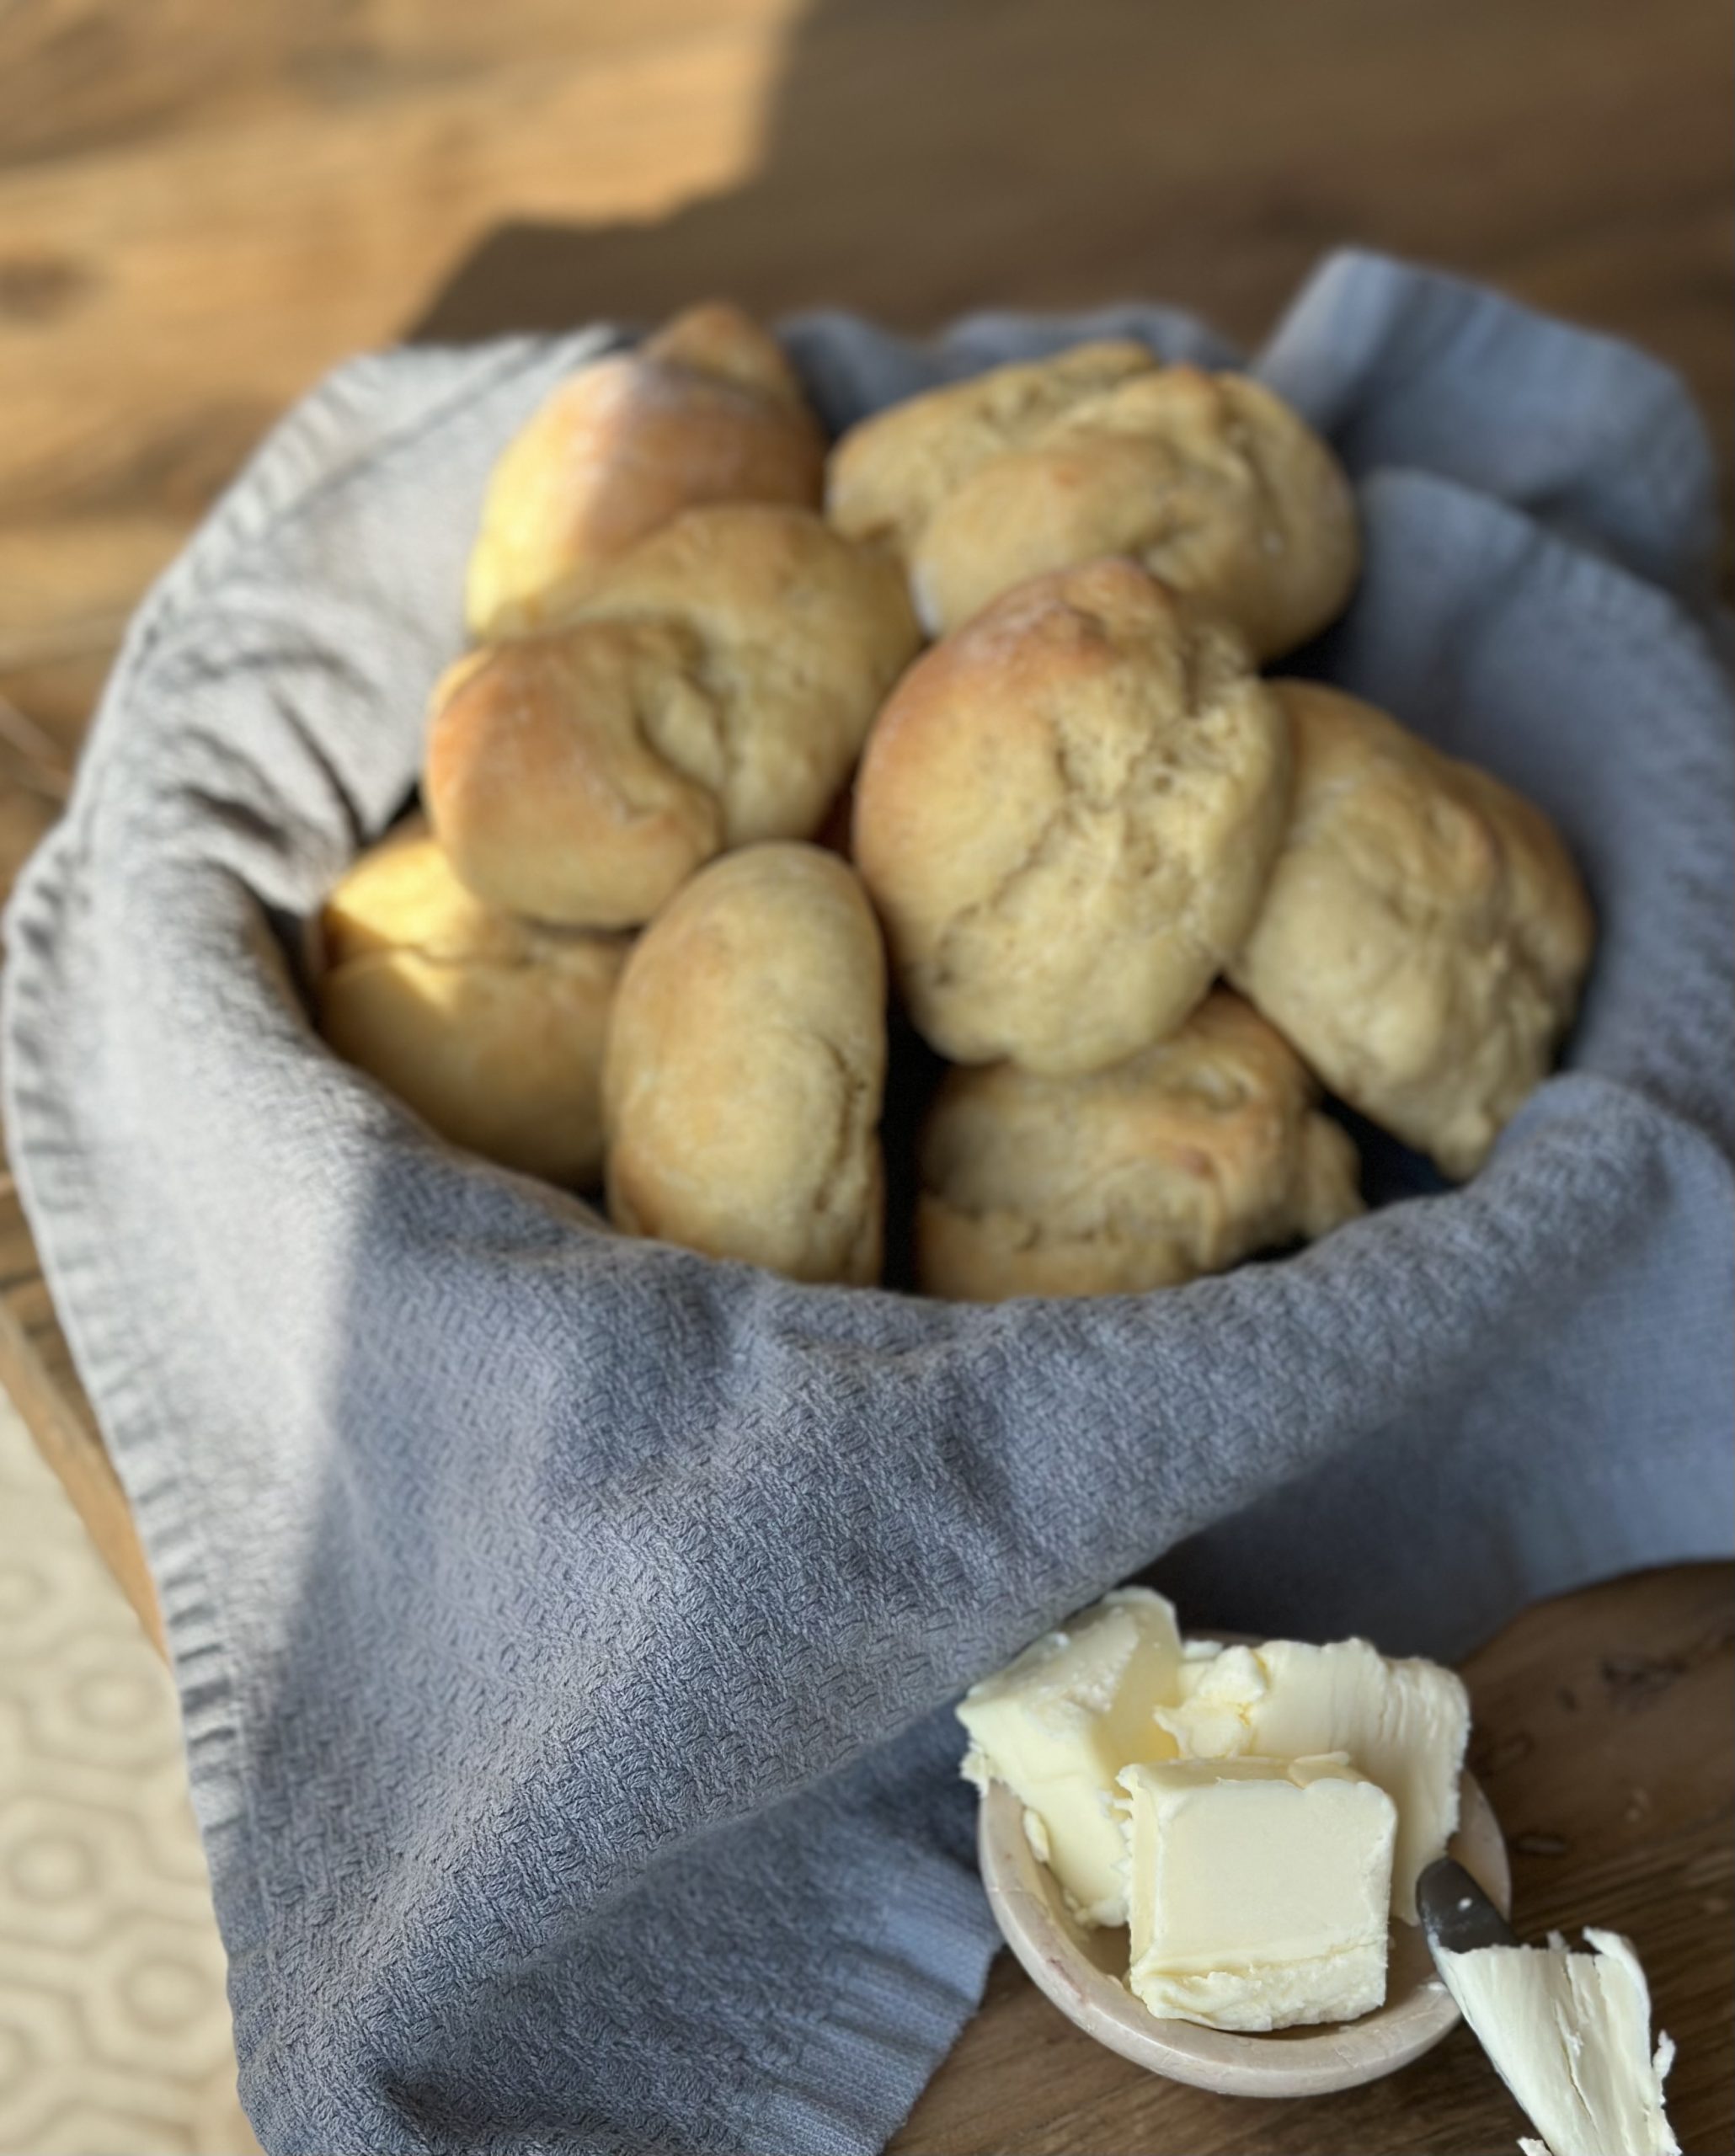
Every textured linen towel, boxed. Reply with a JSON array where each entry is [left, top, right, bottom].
[[3, 252, 1732, 2156]]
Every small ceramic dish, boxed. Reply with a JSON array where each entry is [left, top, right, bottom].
[[978, 1766, 1510, 2098]]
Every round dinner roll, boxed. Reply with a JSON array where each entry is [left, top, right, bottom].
[[427, 505, 921, 930], [829, 345, 1358, 658], [828, 340, 1156, 555], [425, 622, 722, 932], [317, 823, 628, 1185], [604, 844, 888, 1284], [465, 301, 825, 638], [916, 991, 1364, 1300], [570, 504, 921, 845], [851, 558, 1292, 1075], [1228, 682, 1596, 1180]]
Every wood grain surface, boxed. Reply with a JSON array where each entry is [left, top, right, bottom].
[[0, 2, 1729, 2148]]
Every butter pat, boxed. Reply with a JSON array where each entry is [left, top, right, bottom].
[[1118, 1753, 1396, 2031], [1158, 1636, 1468, 1920], [958, 1588, 1182, 1925], [1435, 1929, 1679, 2156]]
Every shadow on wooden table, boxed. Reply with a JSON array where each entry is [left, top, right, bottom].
[[402, 0, 1732, 414], [403, 0, 1397, 347], [403, 0, 1731, 630]]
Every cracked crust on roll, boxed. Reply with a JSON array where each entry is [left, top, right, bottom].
[[570, 503, 921, 848], [466, 302, 826, 638], [916, 990, 1364, 1300], [1229, 682, 1596, 1179], [828, 340, 1155, 557], [851, 558, 1293, 1076], [318, 821, 629, 1186], [428, 504, 921, 930], [602, 843, 887, 1284], [828, 345, 1357, 658]]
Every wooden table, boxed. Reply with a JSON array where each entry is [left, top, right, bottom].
[[0, 2, 1729, 2148]]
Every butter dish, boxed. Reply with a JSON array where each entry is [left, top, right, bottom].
[[977, 1764, 1509, 2095]]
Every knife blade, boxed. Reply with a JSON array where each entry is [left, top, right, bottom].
[[1417, 1854, 1520, 1955]]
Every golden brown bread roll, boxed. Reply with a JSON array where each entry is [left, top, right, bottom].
[[916, 991, 1364, 1300], [1228, 683, 1595, 1179], [829, 341, 1156, 553], [466, 302, 826, 638], [851, 558, 1292, 1076], [427, 504, 921, 930], [318, 824, 628, 1185], [424, 624, 723, 934], [603, 844, 888, 1283], [828, 345, 1358, 658], [569, 504, 921, 844]]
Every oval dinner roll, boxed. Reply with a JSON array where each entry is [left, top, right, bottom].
[[828, 344, 1357, 658], [1228, 682, 1596, 1180], [427, 505, 921, 930], [917, 991, 1364, 1300], [466, 302, 826, 638], [851, 559, 1292, 1076], [603, 844, 888, 1284], [317, 824, 628, 1185]]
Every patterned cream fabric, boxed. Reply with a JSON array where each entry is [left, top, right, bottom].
[[0, 1390, 256, 2156]]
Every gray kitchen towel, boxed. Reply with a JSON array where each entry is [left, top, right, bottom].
[[3, 251, 1732, 2156]]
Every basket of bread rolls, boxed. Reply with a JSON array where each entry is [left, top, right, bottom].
[[314, 299, 1594, 1298]]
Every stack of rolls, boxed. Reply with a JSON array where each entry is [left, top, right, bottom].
[[317, 304, 1596, 1298], [320, 302, 917, 1273]]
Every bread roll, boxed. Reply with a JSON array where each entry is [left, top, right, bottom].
[[851, 558, 1291, 1075], [467, 302, 825, 638], [603, 844, 887, 1283], [427, 505, 921, 930], [829, 346, 1357, 658], [1229, 683, 1595, 1178], [571, 504, 921, 848], [917, 991, 1364, 1300], [829, 340, 1155, 554], [424, 622, 722, 933], [318, 824, 627, 1184]]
